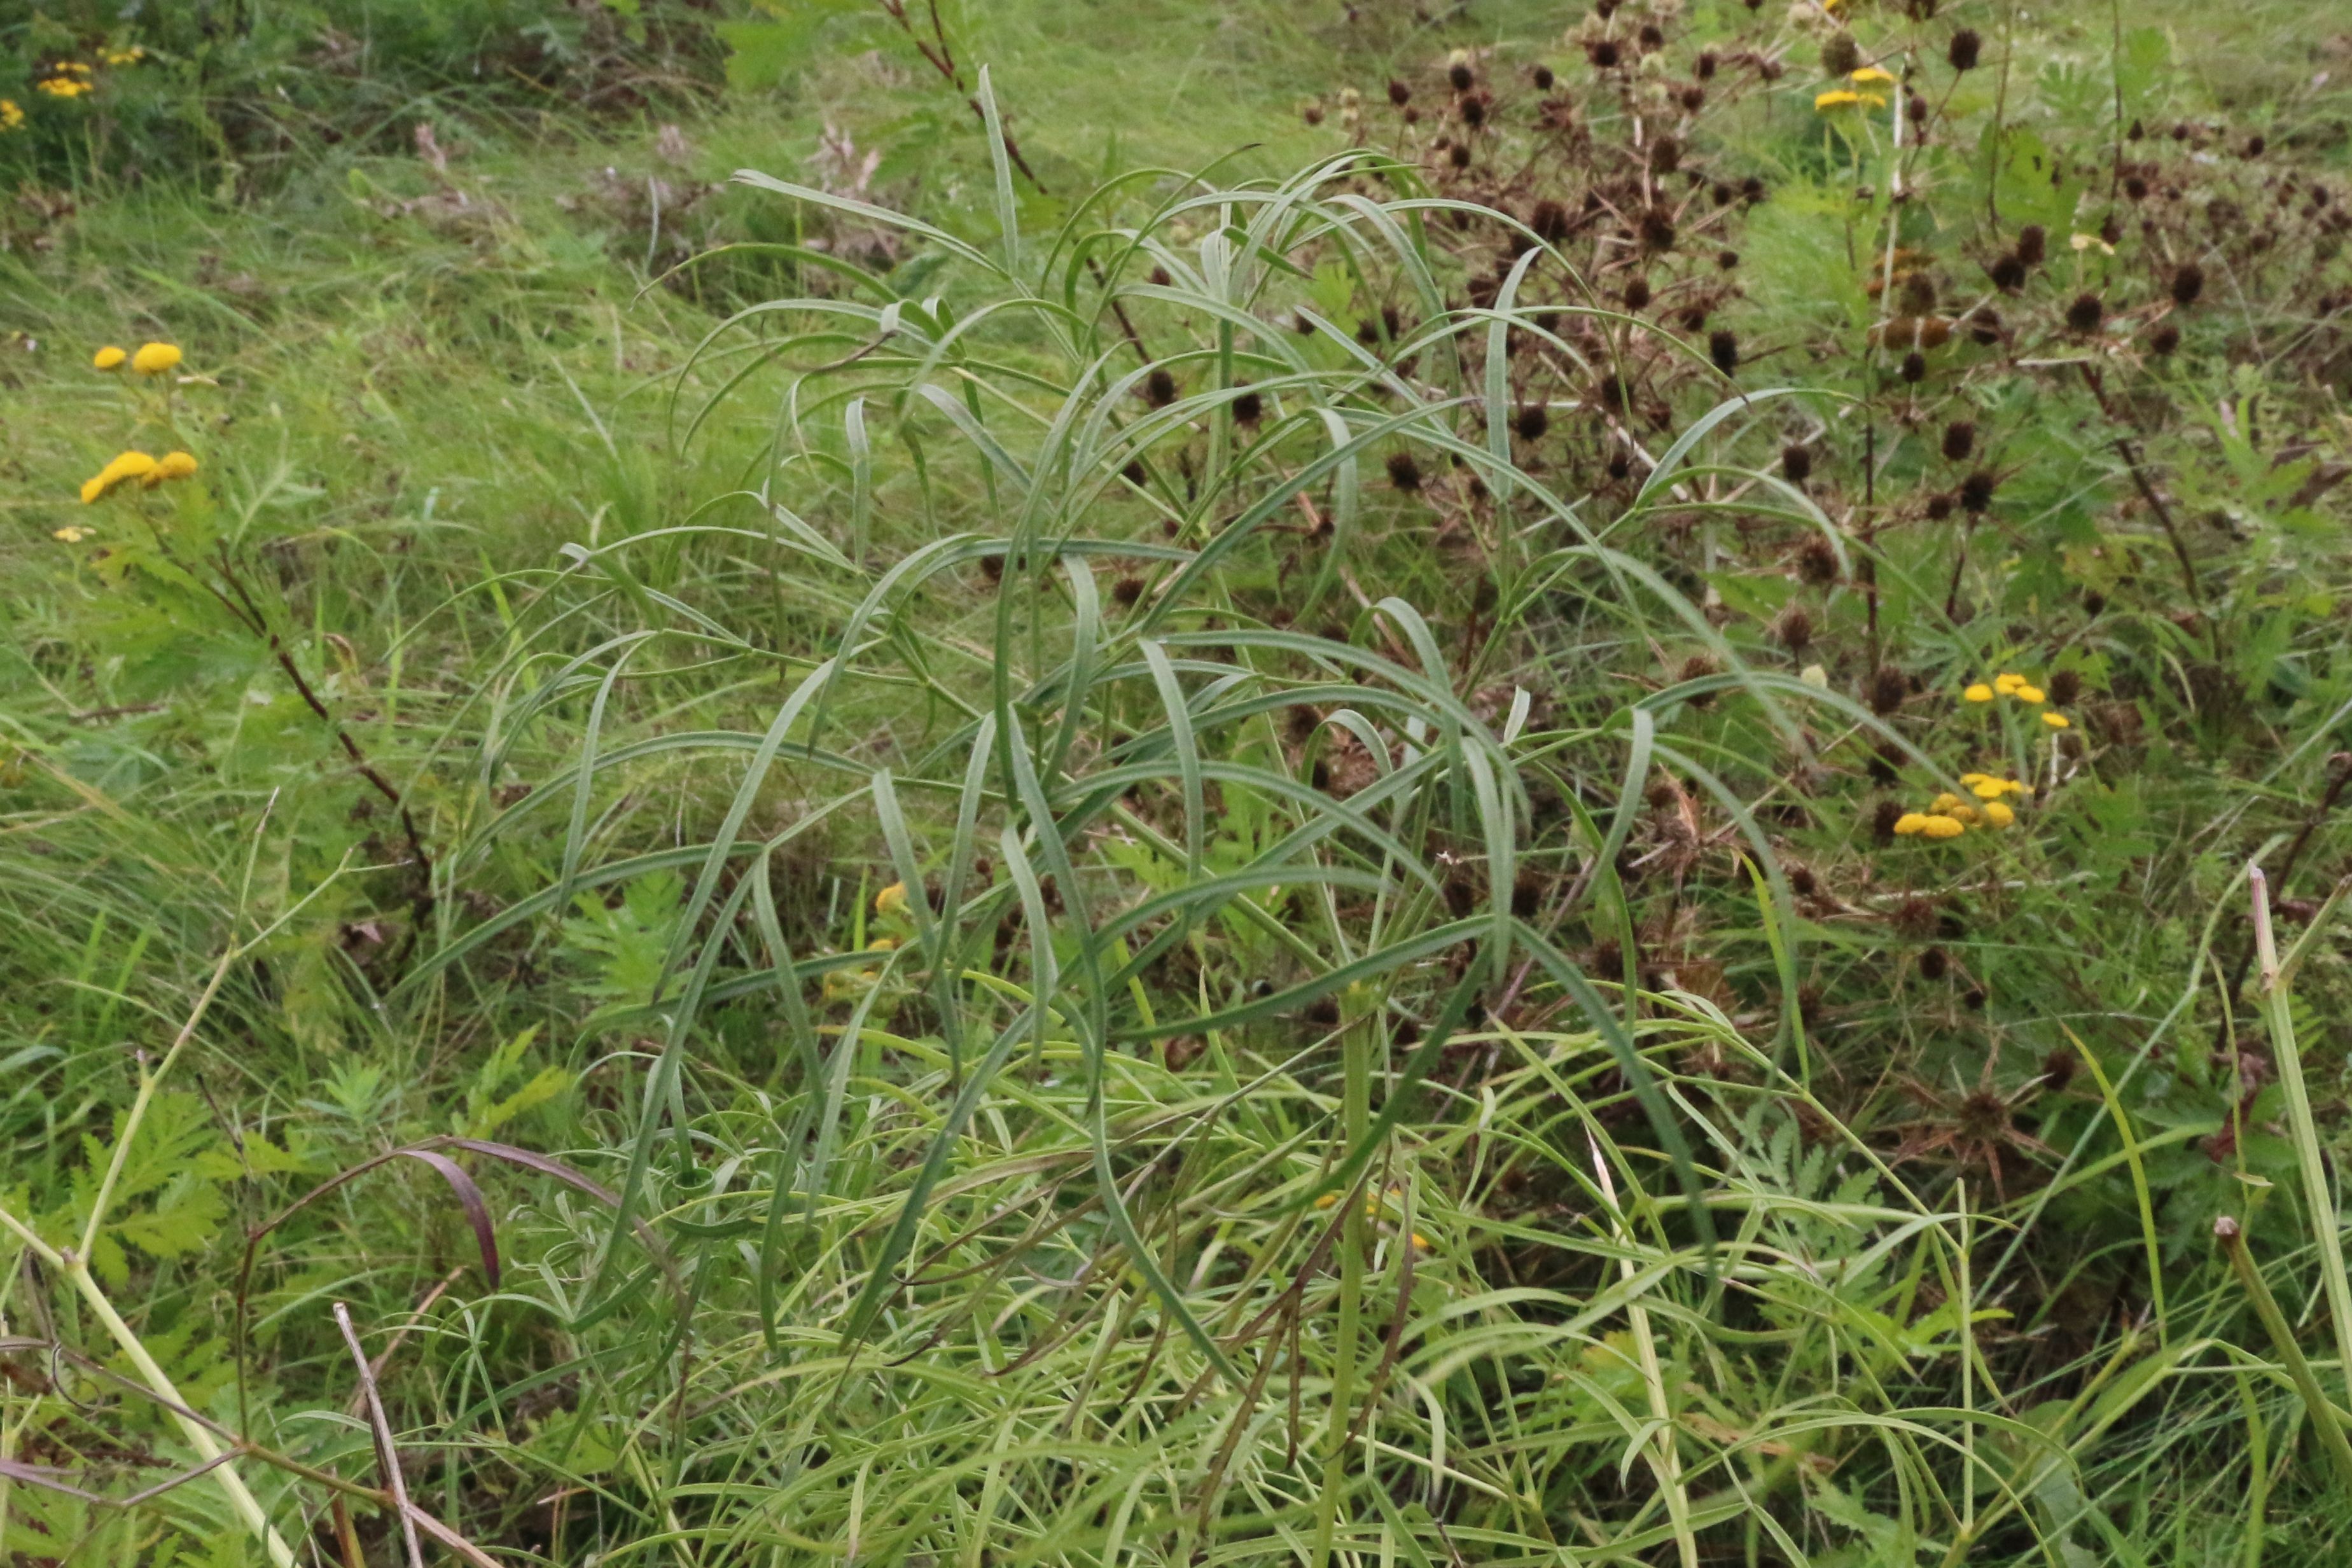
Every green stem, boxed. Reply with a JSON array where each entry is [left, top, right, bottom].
[[78, 947, 239, 1258], [2217, 1216, 2352, 1493], [1591, 1132, 1697, 1568], [2249, 866, 2352, 1403], [2236, 1367, 2269, 1568], [1309, 1010, 1371, 1568], [64, 1250, 298, 1567]]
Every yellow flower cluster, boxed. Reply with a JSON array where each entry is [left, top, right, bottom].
[[102, 46, 146, 67], [36, 64, 93, 99], [1814, 88, 1887, 111], [0, 100, 22, 132], [1893, 775, 2029, 840], [78, 448, 197, 503], [92, 341, 183, 375], [1961, 671, 2073, 729]]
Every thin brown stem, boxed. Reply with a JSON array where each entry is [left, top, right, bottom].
[[203, 544, 435, 902], [334, 1301, 424, 1568], [1862, 421, 1881, 670], [1943, 517, 1975, 623], [2072, 363, 2215, 655], [865, 0, 1157, 364], [2213, 754, 2352, 1045]]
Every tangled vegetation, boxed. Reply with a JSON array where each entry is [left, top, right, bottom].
[[6, 0, 2352, 1564]]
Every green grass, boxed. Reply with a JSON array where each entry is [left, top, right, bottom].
[[6, 0, 2352, 1564]]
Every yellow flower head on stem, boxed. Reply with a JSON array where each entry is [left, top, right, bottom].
[[1919, 815, 1966, 839], [1930, 793, 1964, 814], [93, 345, 126, 369], [2043, 711, 2071, 730], [131, 342, 182, 375], [1993, 672, 2025, 694], [80, 450, 157, 502], [2012, 683, 2046, 704], [1849, 67, 1896, 86], [1893, 813, 1930, 836], [0, 101, 24, 132], [874, 880, 908, 917], [1963, 683, 1994, 702], [1982, 800, 2016, 827], [143, 450, 199, 487], [1814, 89, 1863, 111]]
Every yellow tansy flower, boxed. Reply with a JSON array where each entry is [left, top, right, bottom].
[[35, 78, 89, 99], [1849, 67, 1897, 86], [1814, 89, 1862, 111], [874, 880, 908, 917], [1994, 672, 2025, 694], [1970, 779, 2008, 800], [2013, 684, 2046, 704], [1963, 683, 1994, 702], [130, 342, 182, 375], [0, 100, 23, 132], [866, 935, 898, 951], [92, 345, 127, 369], [141, 450, 199, 487], [1946, 803, 1980, 825], [1930, 793, 1965, 814], [2043, 711, 2071, 729], [1982, 800, 2015, 827], [1893, 812, 1930, 836], [1920, 815, 1966, 838], [81, 450, 158, 502]]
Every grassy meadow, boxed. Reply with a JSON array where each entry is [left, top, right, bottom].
[[5, 0, 2352, 1564]]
